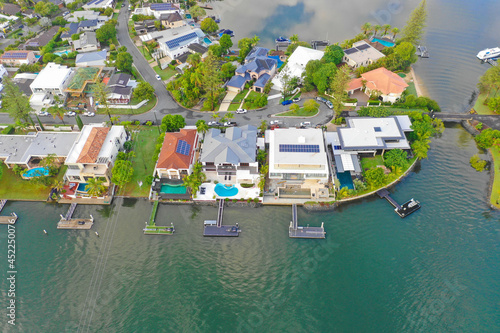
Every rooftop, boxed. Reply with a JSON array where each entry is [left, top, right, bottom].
[[24, 26, 59, 48], [361, 67, 408, 95], [76, 127, 110, 163], [0, 50, 33, 60], [200, 126, 257, 165], [30, 63, 73, 90], [344, 40, 385, 64], [269, 128, 328, 166], [187, 43, 208, 54], [65, 67, 101, 93], [156, 129, 197, 170], [164, 12, 183, 22], [75, 50, 107, 64]]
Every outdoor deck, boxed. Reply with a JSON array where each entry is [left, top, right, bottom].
[[417, 45, 429, 58], [57, 203, 94, 229], [289, 204, 326, 239], [144, 201, 175, 235], [203, 200, 240, 237], [0, 200, 17, 224], [377, 189, 421, 218]]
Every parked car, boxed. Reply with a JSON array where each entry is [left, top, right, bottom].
[[38, 111, 50, 117], [63, 11, 70, 17], [299, 122, 311, 128], [282, 99, 293, 106], [208, 121, 221, 127], [64, 111, 76, 117], [82, 111, 95, 117], [292, 97, 301, 102], [224, 121, 237, 127], [326, 101, 333, 109], [155, 74, 161, 81], [269, 120, 282, 125], [316, 96, 327, 103], [235, 108, 247, 114], [17, 32, 22, 36]]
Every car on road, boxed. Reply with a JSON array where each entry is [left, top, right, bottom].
[[208, 121, 222, 127], [326, 101, 333, 109], [224, 121, 237, 127], [235, 108, 247, 114], [83, 111, 95, 117], [155, 74, 161, 81], [299, 121, 311, 128], [316, 97, 327, 103], [282, 99, 293, 106], [269, 120, 282, 125], [292, 97, 301, 102], [64, 111, 76, 117], [38, 111, 50, 117], [121, 3, 125, 7], [128, 5, 132, 10]]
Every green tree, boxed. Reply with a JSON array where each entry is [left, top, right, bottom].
[[391, 27, 400, 39], [257, 149, 267, 165], [303, 99, 320, 113], [279, 68, 296, 99], [208, 44, 224, 57], [329, 65, 351, 116], [201, 50, 223, 111], [322, 45, 344, 65], [112, 160, 134, 187], [189, 5, 206, 21], [196, 119, 208, 135], [258, 120, 267, 133], [477, 66, 500, 99], [96, 23, 117, 43], [286, 41, 311, 54], [221, 62, 237, 80], [85, 178, 107, 197], [187, 53, 201, 67], [382, 24, 392, 35], [200, 17, 218, 33], [411, 138, 430, 159], [361, 22, 372, 35], [91, 77, 113, 124], [219, 34, 233, 54], [364, 167, 387, 189], [116, 52, 133, 73], [34, 1, 57, 17], [488, 96, 500, 113], [183, 162, 206, 197], [400, 0, 427, 45], [373, 24, 382, 36], [470, 154, 487, 172], [290, 34, 299, 43], [3, 77, 33, 123], [289, 103, 300, 114], [383, 149, 408, 171], [238, 37, 253, 59], [161, 114, 186, 132], [133, 81, 155, 100]]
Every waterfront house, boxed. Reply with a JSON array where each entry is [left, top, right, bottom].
[[83, 0, 114, 10], [342, 40, 385, 68], [135, 3, 180, 20], [73, 32, 100, 53], [227, 47, 277, 93], [272, 46, 324, 90], [0, 50, 37, 66], [75, 50, 108, 67], [105, 73, 136, 104], [347, 67, 408, 103], [200, 126, 259, 184], [64, 124, 128, 186], [267, 128, 330, 199], [161, 12, 185, 29], [29, 62, 73, 107]]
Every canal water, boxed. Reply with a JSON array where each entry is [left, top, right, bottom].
[[1, 1, 500, 332]]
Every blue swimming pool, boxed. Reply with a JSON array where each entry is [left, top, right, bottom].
[[214, 183, 239, 197], [203, 37, 212, 45], [160, 184, 187, 194], [23, 167, 49, 178], [77, 183, 89, 192], [336, 171, 354, 190], [54, 50, 71, 56], [371, 37, 395, 47]]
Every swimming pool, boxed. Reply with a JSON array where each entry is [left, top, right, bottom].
[[203, 37, 212, 45], [160, 183, 187, 194], [54, 50, 71, 56], [23, 167, 49, 178], [336, 171, 354, 190], [371, 37, 395, 47], [214, 183, 239, 197], [77, 183, 89, 192]]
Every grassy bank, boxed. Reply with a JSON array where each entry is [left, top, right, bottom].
[[473, 91, 499, 115], [489, 147, 500, 208], [276, 107, 319, 117]]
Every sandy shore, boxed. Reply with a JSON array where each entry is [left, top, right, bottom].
[[410, 66, 428, 97]]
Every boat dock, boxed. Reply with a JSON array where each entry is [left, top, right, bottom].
[[377, 189, 421, 218], [417, 45, 429, 58], [57, 203, 94, 229], [486, 59, 498, 66], [0, 200, 18, 224], [311, 40, 330, 49], [289, 204, 326, 239], [203, 199, 240, 237], [144, 201, 175, 235]]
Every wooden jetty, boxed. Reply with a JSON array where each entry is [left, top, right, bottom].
[[417, 45, 429, 58], [144, 201, 174, 235], [0, 200, 18, 224], [203, 199, 240, 237], [376, 189, 421, 218], [289, 204, 325, 239], [57, 203, 94, 229], [486, 59, 498, 66]]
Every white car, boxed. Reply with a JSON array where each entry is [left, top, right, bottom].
[[155, 74, 161, 81], [83, 111, 95, 117], [235, 108, 247, 114], [299, 122, 311, 128], [269, 120, 282, 125], [292, 97, 301, 102], [326, 101, 334, 109], [64, 111, 76, 117], [38, 111, 50, 117]]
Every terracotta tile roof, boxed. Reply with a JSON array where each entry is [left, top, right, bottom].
[[361, 67, 408, 96], [156, 129, 197, 170], [348, 77, 364, 91], [76, 127, 109, 163]]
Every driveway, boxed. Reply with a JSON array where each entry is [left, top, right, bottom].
[[219, 91, 238, 112]]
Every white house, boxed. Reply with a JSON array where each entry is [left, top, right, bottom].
[[29, 63, 73, 106], [200, 126, 259, 184], [83, 0, 114, 10], [134, 3, 181, 20], [67, 10, 109, 24], [272, 46, 324, 90], [64, 124, 128, 186], [343, 40, 385, 68], [268, 128, 330, 199], [156, 26, 205, 60]]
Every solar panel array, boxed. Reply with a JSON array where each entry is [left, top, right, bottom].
[[357, 43, 370, 51], [344, 48, 356, 55], [279, 144, 320, 153], [166, 32, 198, 49], [151, 3, 175, 10], [176, 140, 191, 156], [2, 51, 29, 59]]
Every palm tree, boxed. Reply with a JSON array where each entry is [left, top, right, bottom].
[[49, 104, 66, 125], [211, 112, 219, 121], [290, 34, 299, 43], [85, 178, 107, 197], [14, 120, 29, 134], [382, 24, 391, 35], [373, 25, 382, 36], [196, 120, 208, 135], [250, 35, 260, 47], [187, 53, 201, 67], [391, 27, 400, 39], [191, 70, 203, 88], [361, 22, 372, 35], [225, 112, 234, 120]]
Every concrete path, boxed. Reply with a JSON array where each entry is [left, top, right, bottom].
[[268, 93, 282, 100], [219, 91, 238, 111]]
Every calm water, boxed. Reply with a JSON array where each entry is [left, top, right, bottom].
[[1, 1, 500, 332]]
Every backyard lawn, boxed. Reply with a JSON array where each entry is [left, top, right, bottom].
[[153, 65, 177, 81], [473, 91, 498, 115], [489, 147, 500, 208], [0, 165, 67, 201], [360, 156, 385, 171], [406, 82, 418, 96], [120, 128, 160, 197]]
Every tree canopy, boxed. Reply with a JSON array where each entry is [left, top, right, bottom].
[[384, 149, 409, 171], [322, 45, 344, 65], [161, 114, 186, 132], [111, 160, 134, 187], [329, 65, 351, 115], [116, 52, 133, 73], [400, 0, 427, 45], [3, 77, 33, 124], [219, 34, 233, 54], [34, 1, 58, 17], [189, 5, 206, 20], [133, 81, 155, 101], [200, 17, 218, 33], [96, 23, 117, 43]]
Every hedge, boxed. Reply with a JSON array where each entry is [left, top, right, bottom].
[[1, 125, 15, 134]]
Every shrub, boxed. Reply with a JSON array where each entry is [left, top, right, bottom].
[[240, 183, 254, 188], [1, 125, 15, 134], [470, 154, 487, 172]]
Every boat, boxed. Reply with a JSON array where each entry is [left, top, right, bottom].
[[275, 36, 290, 43], [218, 29, 234, 37], [477, 47, 500, 60]]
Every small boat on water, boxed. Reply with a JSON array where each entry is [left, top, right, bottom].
[[218, 29, 234, 37], [477, 47, 500, 60], [275, 36, 290, 43]]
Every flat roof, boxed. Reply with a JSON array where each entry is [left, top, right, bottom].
[[269, 128, 328, 166], [30, 63, 73, 90]]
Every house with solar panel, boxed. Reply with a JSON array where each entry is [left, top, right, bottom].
[[0, 50, 37, 66], [199, 126, 259, 185], [227, 47, 278, 93], [134, 3, 181, 20], [342, 40, 385, 68], [267, 128, 330, 200], [64, 124, 128, 187], [83, 0, 114, 10], [67, 10, 110, 24], [156, 25, 205, 60]]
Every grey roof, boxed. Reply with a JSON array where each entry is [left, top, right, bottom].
[[200, 125, 257, 164], [334, 154, 361, 173], [12, 77, 34, 96], [107, 73, 131, 87], [187, 43, 208, 54], [254, 73, 271, 88], [246, 47, 269, 62], [235, 57, 277, 75], [61, 23, 79, 39], [0, 132, 80, 164], [77, 32, 98, 48], [176, 52, 190, 63], [75, 50, 107, 64], [164, 12, 183, 23], [24, 26, 59, 48], [79, 19, 98, 28], [109, 86, 132, 96], [227, 72, 251, 90]]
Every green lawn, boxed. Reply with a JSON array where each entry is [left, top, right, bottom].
[[227, 103, 239, 111], [233, 89, 249, 103], [0, 165, 67, 201], [276, 107, 319, 117], [141, 47, 153, 61], [360, 156, 385, 171], [153, 65, 177, 81], [490, 147, 500, 208], [406, 82, 418, 96], [243, 91, 265, 110], [121, 128, 160, 197], [474, 91, 498, 115]]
